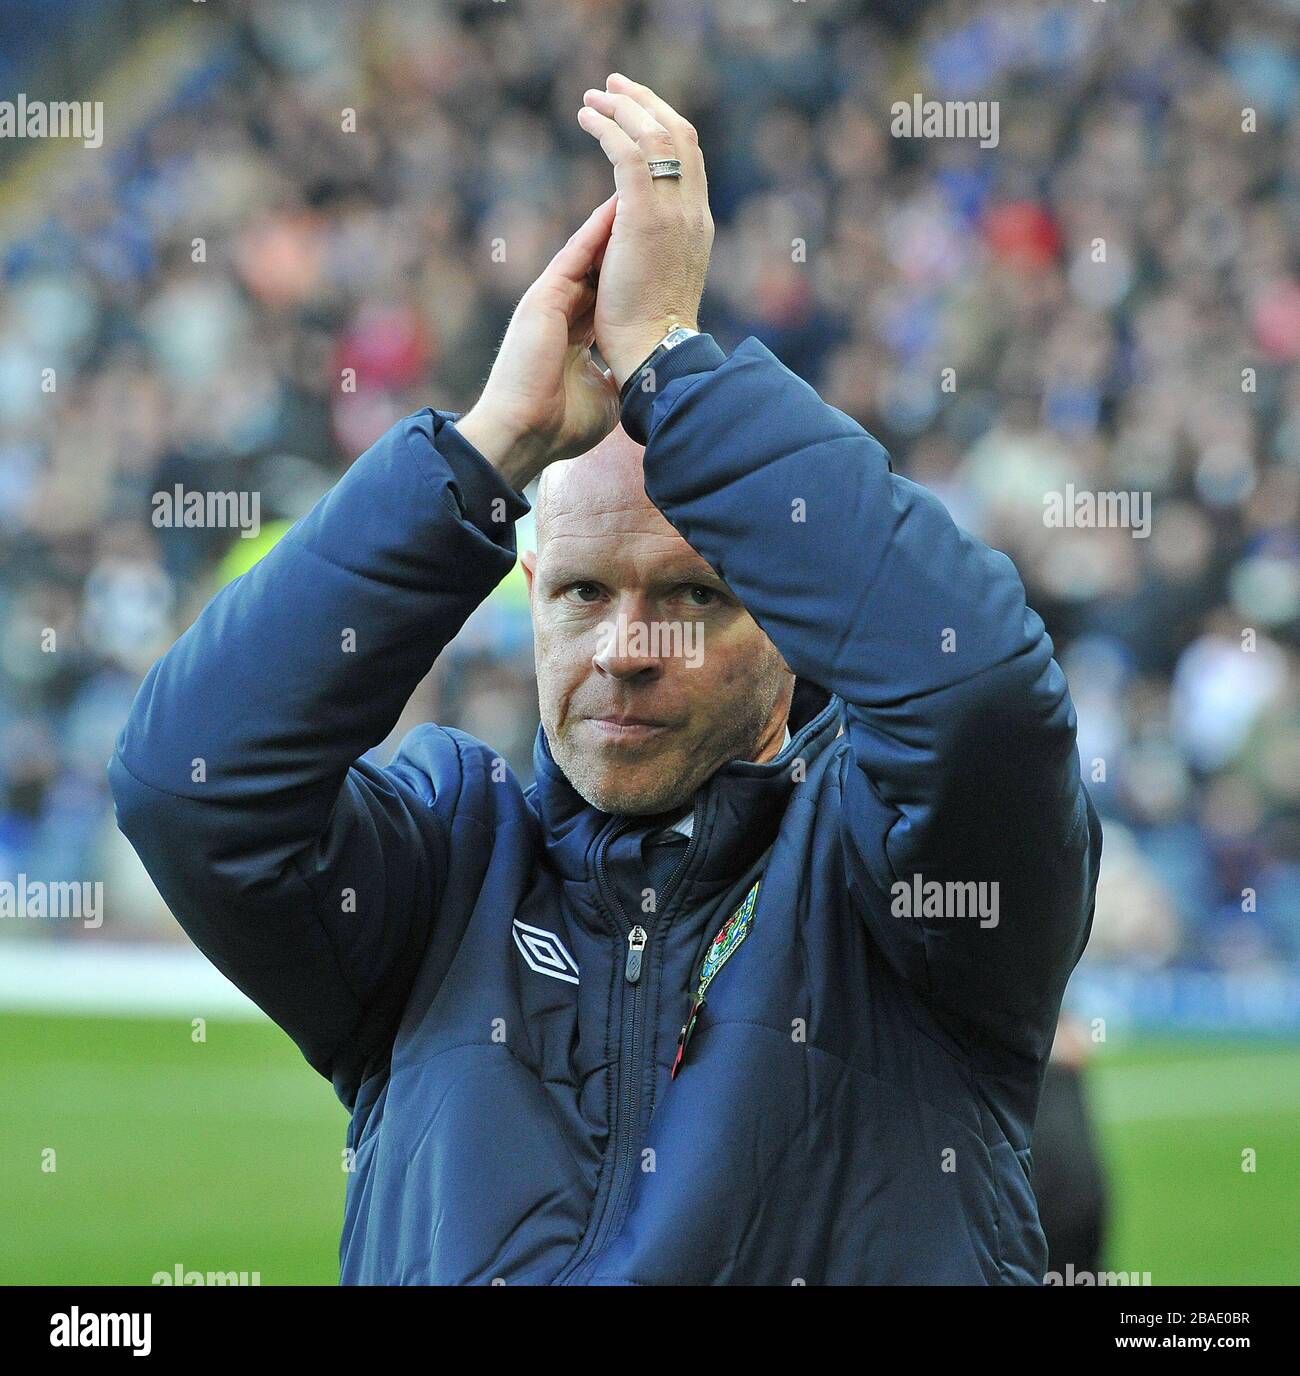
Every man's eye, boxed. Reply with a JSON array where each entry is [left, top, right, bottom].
[[564, 583, 604, 603], [684, 585, 718, 607]]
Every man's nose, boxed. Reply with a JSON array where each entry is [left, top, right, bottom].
[[592, 602, 665, 680]]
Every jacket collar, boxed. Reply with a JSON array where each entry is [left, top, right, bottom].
[[658, 720, 791, 841], [528, 679, 844, 888]]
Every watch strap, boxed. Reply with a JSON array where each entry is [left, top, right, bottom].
[[618, 326, 701, 407]]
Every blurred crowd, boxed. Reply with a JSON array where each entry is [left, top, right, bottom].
[[0, 0, 1297, 969]]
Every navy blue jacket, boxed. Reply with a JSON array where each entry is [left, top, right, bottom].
[[110, 333, 1100, 1284]]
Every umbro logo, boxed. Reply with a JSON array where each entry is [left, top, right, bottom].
[[512, 919, 580, 985]]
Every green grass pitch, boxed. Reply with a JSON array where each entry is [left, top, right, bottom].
[[1, 1012, 1296, 1284]]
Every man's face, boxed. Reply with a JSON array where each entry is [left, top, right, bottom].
[[521, 428, 793, 816]]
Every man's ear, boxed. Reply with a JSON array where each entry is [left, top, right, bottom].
[[520, 549, 537, 599]]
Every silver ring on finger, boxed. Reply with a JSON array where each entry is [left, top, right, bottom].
[[647, 158, 683, 180]]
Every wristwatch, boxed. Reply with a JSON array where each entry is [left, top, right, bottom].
[[618, 326, 701, 406]]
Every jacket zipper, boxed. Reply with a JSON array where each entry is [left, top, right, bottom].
[[624, 924, 648, 982], [558, 805, 700, 1283]]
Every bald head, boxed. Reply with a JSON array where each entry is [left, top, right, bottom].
[[520, 424, 794, 815], [533, 424, 659, 552]]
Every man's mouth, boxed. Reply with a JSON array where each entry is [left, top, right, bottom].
[[586, 715, 671, 742]]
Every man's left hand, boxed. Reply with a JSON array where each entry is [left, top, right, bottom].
[[577, 74, 715, 389]]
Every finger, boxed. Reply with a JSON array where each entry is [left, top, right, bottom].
[[581, 88, 682, 200], [533, 195, 616, 328], [568, 292, 598, 348], [588, 207, 617, 281], [546, 191, 619, 285], [583, 88, 674, 151], [605, 72, 706, 195], [592, 228, 611, 274], [576, 105, 664, 218], [582, 89, 679, 194]]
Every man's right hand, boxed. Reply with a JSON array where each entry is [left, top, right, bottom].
[[456, 193, 622, 493]]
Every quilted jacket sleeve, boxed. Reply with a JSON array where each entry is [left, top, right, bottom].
[[109, 410, 530, 1102], [625, 334, 1101, 1066]]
